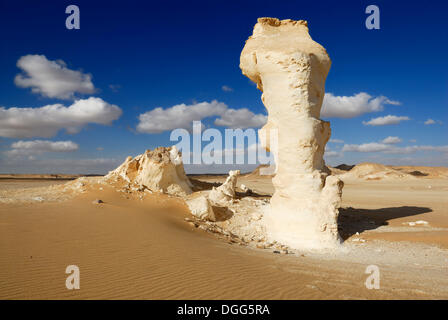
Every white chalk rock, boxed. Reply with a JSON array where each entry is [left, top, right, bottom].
[[209, 170, 240, 205], [404, 220, 429, 226], [104, 146, 192, 196], [185, 195, 216, 221], [240, 18, 344, 250]]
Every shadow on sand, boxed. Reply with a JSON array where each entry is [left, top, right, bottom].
[[337, 206, 432, 240], [189, 179, 432, 239]]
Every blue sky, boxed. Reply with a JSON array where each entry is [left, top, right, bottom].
[[0, 0, 447, 173]]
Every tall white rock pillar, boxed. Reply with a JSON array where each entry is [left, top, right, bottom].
[[240, 18, 344, 249]]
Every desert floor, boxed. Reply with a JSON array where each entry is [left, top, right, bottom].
[[0, 170, 447, 299]]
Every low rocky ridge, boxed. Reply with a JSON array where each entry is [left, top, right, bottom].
[[103, 146, 192, 196]]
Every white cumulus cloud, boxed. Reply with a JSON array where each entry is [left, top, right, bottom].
[[137, 100, 227, 133], [0, 97, 122, 138], [6, 140, 79, 157], [381, 136, 402, 144], [14, 54, 95, 99], [342, 142, 448, 154], [342, 142, 392, 153], [137, 100, 267, 133], [221, 85, 233, 92], [0, 156, 120, 174], [324, 151, 341, 157], [214, 108, 267, 129], [423, 118, 442, 125], [321, 92, 401, 118], [362, 115, 410, 126]]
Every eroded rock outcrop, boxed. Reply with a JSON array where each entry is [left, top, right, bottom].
[[104, 146, 192, 196], [240, 18, 344, 249], [185, 195, 216, 221], [209, 170, 240, 205]]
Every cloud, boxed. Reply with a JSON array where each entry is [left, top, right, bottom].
[[137, 100, 227, 133], [342, 142, 448, 154], [192, 142, 261, 158], [342, 136, 448, 154], [342, 142, 391, 153], [324, 145, 342, 158], [214, 108, 267, 129], [183, 143, 273, 173], [362, 115, 410, 126], [381, 136, 402, 144], [109, 84, 121, 93], [0, 156, 120, 174], [137, 93, 401, 133], [0, 97, 122, 138], [221, 85, 233, 92], [424, 118, 443, 125], [136, 100, 266, 133], [40, 158, 119, 169], [5, 140, 79, 157], [329, 139, 344, 143], [321, 92, 401, 118], [14, 55, 96, 99], [324, 151, 341, 157]]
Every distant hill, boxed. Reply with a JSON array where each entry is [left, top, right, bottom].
[[0, 174, 102, 180], [244, 163, 448, 181]]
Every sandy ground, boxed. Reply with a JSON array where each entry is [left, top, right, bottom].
[[0, 168, 447, 299], [0, 179, 72, 191]]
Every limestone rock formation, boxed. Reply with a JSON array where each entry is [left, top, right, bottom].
[[185, 195, 216, 221], [209, 170, 240, 205], [104, 146, 192, 196], [240, 18, 344, 249]]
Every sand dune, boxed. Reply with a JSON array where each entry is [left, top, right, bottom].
[[0, 164, 447, 299], [245, 163, 448, 181], [338, 163, 448, 181], [340, 163, 415, 180], [391, 166, 448, 178]]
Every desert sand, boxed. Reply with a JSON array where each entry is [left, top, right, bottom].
[[1, 17, 447, 301], [0, 162, 447, 299]]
